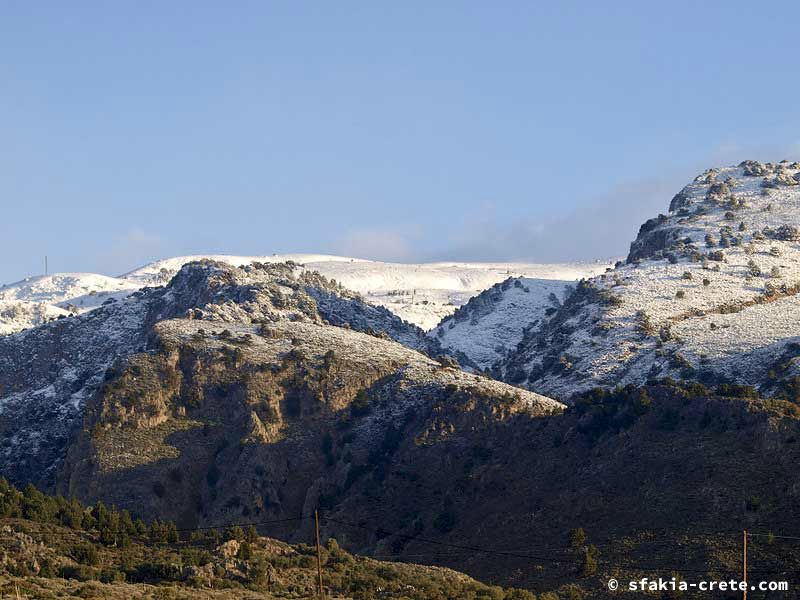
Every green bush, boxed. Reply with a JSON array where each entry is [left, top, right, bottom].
[[224, 525, 245, 542], [237, 541, 253, 560], [71, 542, 100, 566], [60, 564, 99, 582]]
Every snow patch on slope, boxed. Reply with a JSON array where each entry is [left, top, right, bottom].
[[430, 277, 572, 369], [0, 274, 140, 335]]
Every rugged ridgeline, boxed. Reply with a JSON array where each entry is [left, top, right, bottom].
[[479, 161, 800, 401], [2, 260, 800, 596], [0, 261, 565, 585], [0, 261, 452, 490], [0, 255, 609, 335]]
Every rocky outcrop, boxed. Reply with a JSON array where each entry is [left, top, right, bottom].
[[57, 315, 560, 530], [498, 162, 800, 400], [0, 260, 455, 492], [626, 220, 683, 263]]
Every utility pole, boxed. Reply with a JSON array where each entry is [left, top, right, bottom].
[[315, 509, 325, 599], [743, 530, 748, 600], [44, 255, 48, 276]]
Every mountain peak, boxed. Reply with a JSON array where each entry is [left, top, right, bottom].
[[628, 161, 800, 264], [490, 160, 800, 400]]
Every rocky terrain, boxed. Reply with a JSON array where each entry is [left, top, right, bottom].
[[0, 260, 485, 489], [0, 480, 531, 600], [0, 255, 609, 335], [431, 277, 569, 371], [2, 254, 800, 596], [0, 260, 571, 589], [484, 161, 800, 402]]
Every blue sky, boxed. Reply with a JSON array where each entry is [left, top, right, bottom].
[[2, 2, 799, 283]]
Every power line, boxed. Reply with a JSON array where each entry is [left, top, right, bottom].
[[6, 511, 800, 578], [747, 532, 800, 541], [325, 516, 569, 564], [174, 514, 310, 533], [322, 515, 799, 576]]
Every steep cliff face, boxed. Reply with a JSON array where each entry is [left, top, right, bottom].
[[46, 263, 567, 588], [1, 258, 561, 537], [57, 316, 559, 533], [0, 260, 452, 492]]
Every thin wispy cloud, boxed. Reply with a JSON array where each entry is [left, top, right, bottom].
[[96, 227, 165, 276], [414, 147, 800, 264], [332, 229, 416, 262]]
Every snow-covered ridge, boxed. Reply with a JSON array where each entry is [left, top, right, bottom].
[[0, 273, 140, 335], [1, 254, 611, 334], [430, 277, 573, 370], [498, 160, 800, 400], [125, 254, 611, 329]]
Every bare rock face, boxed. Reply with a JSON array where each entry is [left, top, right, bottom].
[[626, 217, 683, 263], [56, 312, 560, 532], [0, 260, 455, 492], [217, 539, 241, 559]]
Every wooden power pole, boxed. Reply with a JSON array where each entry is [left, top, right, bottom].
[[743, 530, 748, 600], [315, 510, 325, 599]]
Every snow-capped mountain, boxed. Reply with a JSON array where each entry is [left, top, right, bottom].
[[5, 168, 800, 593], [0, 259, 560, 496], [498, 160, 800, 400], [10, 160, 800, 406], [0, 255, 609, 335], [11, 257, 796, 595]]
